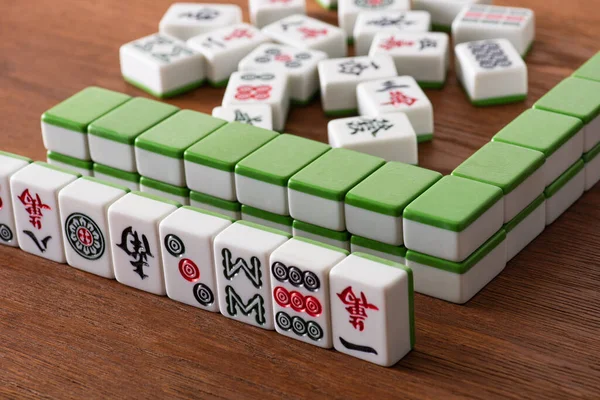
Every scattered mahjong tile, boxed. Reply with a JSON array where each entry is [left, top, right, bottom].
[[46, 151, 93, 177], [403, 175, 504, 262], [0, 151, 32, 247], [350, 235, 407, 265], [337, 0, 411, 43], [235, 134, 330, 215], [405, 229, 507, 304], [88, 98, 179, 172], [292, 219, 351, 251], [41, 87, 131, 160], [534, 77, 600, 152], [492, 108, 584, 186], [345, 162, 442, 246], [544, 160, 585, 226], [93, 163, 141, 192], [503, 194, 545, 262], [412, 0, 492, 32], [288, 148, 385, 231], [135, 110, 227, 187], [573, 51, 600, 83], [212, 105, 273, 130], [583, 141, 600, 191], [241, 205, 294, 234], [140, 176, 190, 206], [189, 190, 242, 221], [452, 141, 545, 223], [249, 0, 306, 29], [159, 3, 243, 41]]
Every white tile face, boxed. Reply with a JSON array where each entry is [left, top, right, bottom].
[[89, 135, 136, 173], [59, 178, 128, 279], [354, 11, 431, 56], [452, 5, 535, 56], [139, 184, 190, 206], [506, 200, 545, 261], [239, 44, 328, 103], [222, 71, 290, 131], [502, 167, 545, 223], [236, 175, 288, 216], [288, 189, 345, 231], [584, 114, 600, 153], [585, 153, 600, 191], [345, 204, 403, 245], [250, 0, 306, 29], [327, 113, 418, 164], [41, 122, 90, 160], [357, 76, 433, 138], [369, 32, 449, 84], [184, 161, 236, 201], [413, 0, 491, 28], [455, 39, 527, 103], [159, 3, 243, 41], [0, 156, 30, 247], [270, 238, 347, 348], [262, 15, 347, 59], [330, 254, 413, 366], [350, 243, 406, 265], [212, 105, 273, 131], [546, 169, 585, 226], [292, 227, 351, 251], [160, 208, 232, 311], [11, 164, 79, 262], [187, 24, 270, 85], [338, 0, 410, 40], [541, 130, 584, 187], [93, 172, 140, 192], [318, 55, 398, 114], [108, 193, 178, 295], [120, 33, 205, 97], [135, 148, 186, 187], [214, 222, 290, 330]]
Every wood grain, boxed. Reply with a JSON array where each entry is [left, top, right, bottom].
[[1, 0, 599, 398]]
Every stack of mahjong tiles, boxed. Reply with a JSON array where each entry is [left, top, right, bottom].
[[0, 152, 414, 368]]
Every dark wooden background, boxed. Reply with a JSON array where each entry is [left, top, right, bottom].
[[1, 0, 599, 398]]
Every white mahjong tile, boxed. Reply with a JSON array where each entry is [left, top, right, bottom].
[[212, 105, 274, 130], [250, 0, 307, 29], [239, 44, 328, 104], [222, 71, 290, 131], [187, 24, 270, 86], [357, 76, 434, 140], [354, 10, 431, 56], [412, 0, 492, 30], [11, 163, 79, 262], [120, 33, 205, 98], [338, 0, 410, 41], [159, 3, 242, 41], [262, 15, 347, 59], [0, 153, 31, 247]]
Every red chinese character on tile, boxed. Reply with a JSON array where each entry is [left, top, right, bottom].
[[382, 91, 418, 107], [298, 27, 328, 39], [224, 28, 253, 41], [337, 286, 379, 331], [275, 54, 293, 63], [379, 36, 415, 51], [17, 189, 51, 230], [235, 85, 272, 100]]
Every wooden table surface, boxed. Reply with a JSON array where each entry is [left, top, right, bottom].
[[1, 0, 599, 398]]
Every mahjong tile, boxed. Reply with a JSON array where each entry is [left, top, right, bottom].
[[292, 220, 351, 251], [0, 151, 32, 247], [338, 0, 410, 42], [573, 51, 600, 83], [250, 0, 306, 29], [139, 177, 190, 206], [212, 105, 273, 130], [93, 164, 141, 192], [159, 3, 242, 40], [544, 160, 585, 226], [189, 191, 242, 221], [412, 0, 492, 32], [241, 205, 294, 234], [46, 151, 93, 177]]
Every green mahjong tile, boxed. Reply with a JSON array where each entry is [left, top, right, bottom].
[[140, 176, 189, 197], [492, 109, 583, 157], [181, 205, 235, 223], [351, 235, 407, 258], [135, 110, 227, 159], [123, 76, 205, 99], [573, 52, 600, 83], [544, 160, 585, 199], [403, 175, 503, 232], [131, 191, 182, 207], [504, 194, 545, 233], [241, 205, 293, 227], [295, 237, 349, 255], [41, 87, 131, 133], [288, 149, 385, 201], [0, 151, 32, 163], [293, 220, 351, 242], [88, 98, 179, 144], [236, 220, 292, 238], [93, 163, 140, 183], [584, 141, 600, 163], [452, 142, 545, 194], [82, 176, 131, 193], [47, 151, 93, 171], [183, 122, 278, 172], [405, 230, 506, 274], [189, 191, 241, 212], [346, 162, 442, 217], [534, 77, 600, 124], [235, 134, 331, 186], [33, 161, 81, 177]]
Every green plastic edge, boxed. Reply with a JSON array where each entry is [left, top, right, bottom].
[[123, 76, 205, 99], [431, 23, 451, 33], [351, 235, 407, 257], [504, 194, 545, 233], [418, 81, 445, 90], [209, 78, 229, 88], [140, 176, 190, 197], [33, 161, 81, 178], [470, 94, 527, 107], [406, 229, 506, 274], [81, 176, 131, 193], [324, 109, 358, 118], [236, 220, 292, 238], [47, 151, 93, 170], [293, 220, 351, 242], [417, 134, 434, 143], [241, 205, 293, 226], [181, 205, 235, 223], [534, 78, 600, 124], [544, 159, 585, 199], [93, 163, 141, 183], [315, 0, 337, 10], [353, 252, 415, 348], [572, 52, 600, 83], [583, 141, 600, 163], [189, 191, 241, 212], [0, 150, 32, 163], [131, 190, 182, 208], [294, 236, 350, 255], [235, 166, 287, 187]]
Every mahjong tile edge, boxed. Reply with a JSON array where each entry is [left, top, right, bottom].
[[1, 0, 599, 398]]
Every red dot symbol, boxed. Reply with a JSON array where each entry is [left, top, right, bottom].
[[77, 227, 93, 246], [179, 258, 200, 282]]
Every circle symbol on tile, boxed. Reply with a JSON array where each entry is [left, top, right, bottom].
[[274, 286, 290, 307], [165, 234, 185, 257], [179, 258, 200, 282], [307, 321, 324, 341], [288, 266, 303, 286], [303, 271, 320, 291], [305, 296, 322, 317], [271, 261, 288, 282], [193, 282, 214, 306], [65, 213, 104, 260], [0, 224, 13, 242], [292, 316, 307, 335], [276, 312, 292, 331]]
